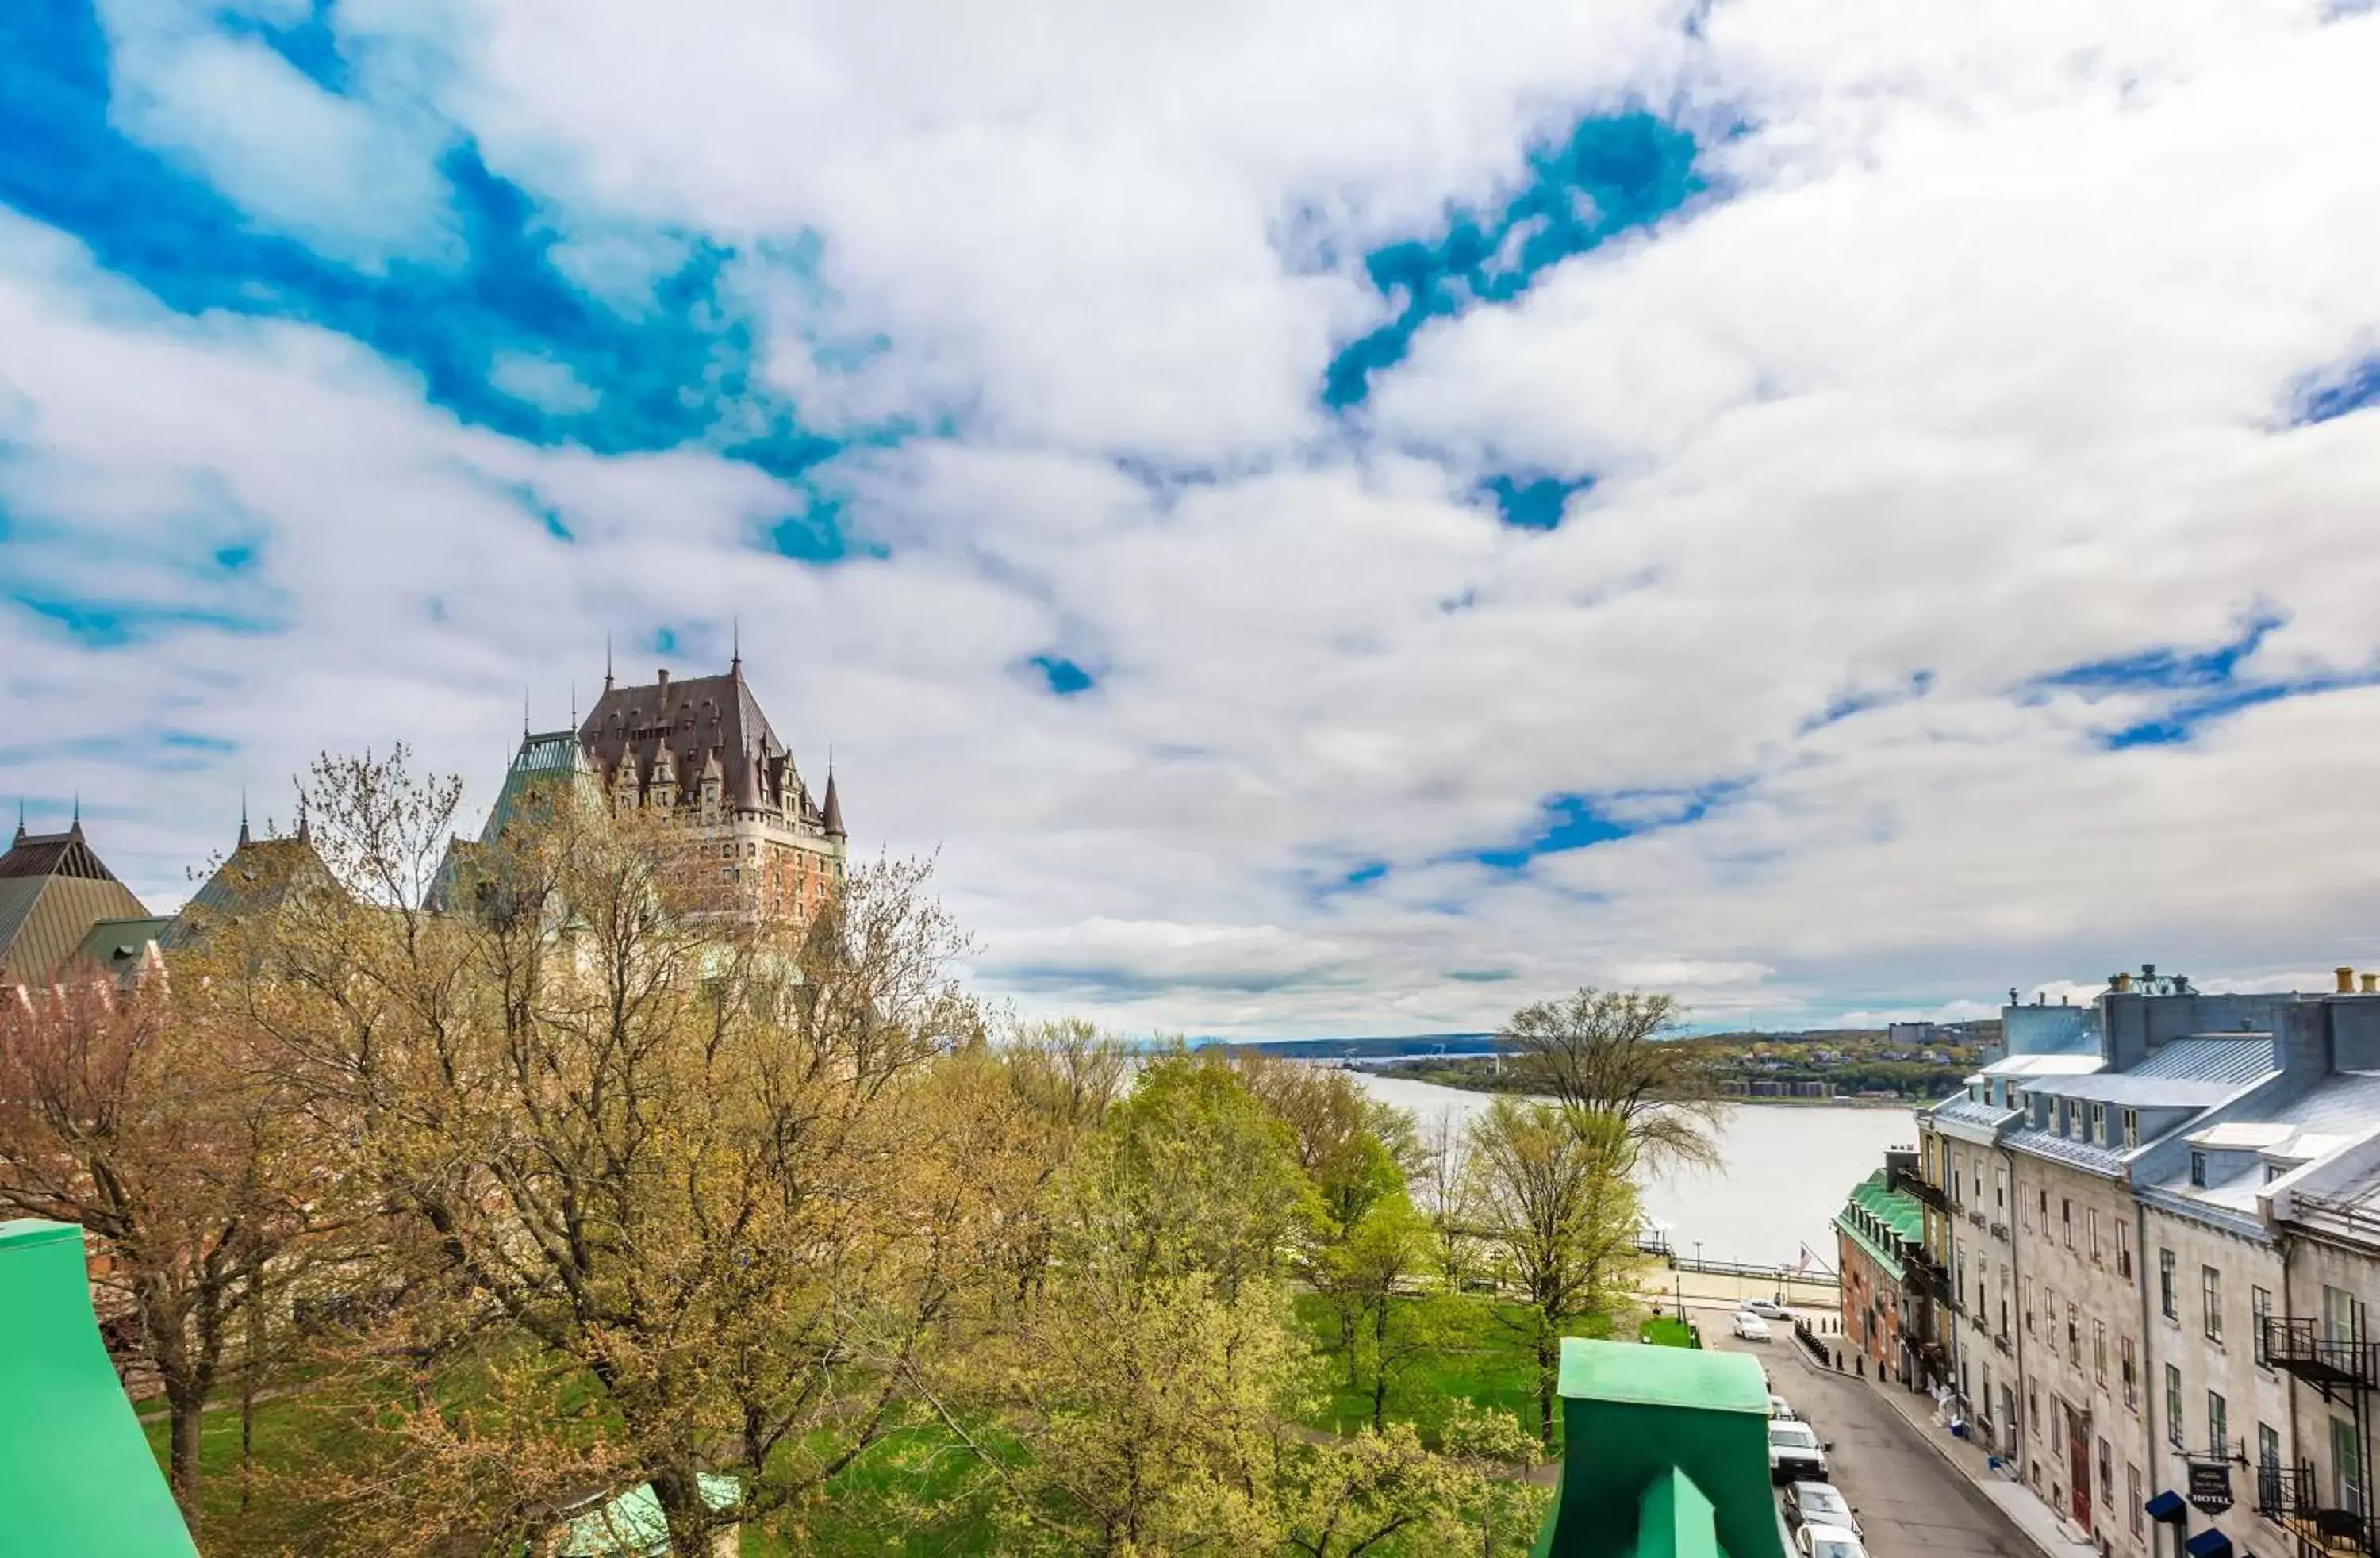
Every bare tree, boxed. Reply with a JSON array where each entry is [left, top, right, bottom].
[[0, 976, 317, 1524], [1499, 988, 1723, 1175], [228, 750, 988, 1556]]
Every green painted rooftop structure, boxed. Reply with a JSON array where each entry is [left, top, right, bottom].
[[1833, 1168, 1925, 1282], [1533, 1338, 1788, 1558], [0, 1219, 198, 1556]]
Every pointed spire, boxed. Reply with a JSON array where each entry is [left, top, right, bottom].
[[239, 789, 251, 850], [570, 679, 578, 727], [604, 633, 615, 693], [731, 616, 742, 680], [821, 754, 845, 840], [296, 801, 310, 847], [524, 689, 532, 739], [70, 792, 81, 838], [13, 798, 24, 846]]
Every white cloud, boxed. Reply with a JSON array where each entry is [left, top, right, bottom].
[[95, 0, 458, 268], [10, 1, 2380, 1038]]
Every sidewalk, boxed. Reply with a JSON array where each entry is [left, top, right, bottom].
[[1850, 1368, 2096, 1558]]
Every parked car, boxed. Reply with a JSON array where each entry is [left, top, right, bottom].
[[1767, 1422, 1831, 1484], [1783, 1481, 1860, 1537], [1793, 1523, 1868, 1558], [1732, 1312, 1772, 1342], [1768, 1394, 1798, 1421], [1740, 1298, 1795, 1320]]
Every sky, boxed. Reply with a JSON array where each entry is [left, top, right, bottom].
[[6, 0, 2380, 1037]]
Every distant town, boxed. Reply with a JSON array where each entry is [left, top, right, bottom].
[[1369, 1019, 1999, 1103]]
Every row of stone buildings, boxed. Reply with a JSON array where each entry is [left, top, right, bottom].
[[1836, 972, 2379, 1558], [0, 658, 846, 997]]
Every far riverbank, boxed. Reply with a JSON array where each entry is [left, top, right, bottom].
[[1371, 1056, 1942, 1110]]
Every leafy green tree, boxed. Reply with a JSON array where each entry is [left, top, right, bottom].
[[1464, 1098, 1646, 1447]]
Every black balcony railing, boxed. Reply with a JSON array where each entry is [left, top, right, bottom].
[[1904, 1251, 1949, 1300], [2259, 1460, 2377, 1555], [1890, 1165, 1952, 1215], [2265, 1318, 2380, 1396]]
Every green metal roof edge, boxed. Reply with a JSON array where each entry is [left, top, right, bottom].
[[1831, 1210, 1906, 1283], [1555, 1336, 1770, 1413]]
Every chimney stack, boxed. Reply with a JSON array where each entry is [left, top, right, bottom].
[[2362, 974, 2377, 996], [2337, 966, 2355, 995]]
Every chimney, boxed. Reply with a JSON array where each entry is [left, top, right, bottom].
[[656, 668, 670, 701], [2363, 974, 2377, 996], [2113, 972, 2133, 993], [2337, 966, 2355, 995]]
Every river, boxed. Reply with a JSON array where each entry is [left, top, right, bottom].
[[1349, 1071, 1923, 1270]]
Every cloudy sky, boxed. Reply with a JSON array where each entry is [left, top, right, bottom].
[[6, 0, 2380, 1036]]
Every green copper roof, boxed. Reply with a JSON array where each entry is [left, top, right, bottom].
[[0, 1219, 198, 1556], [1834, 1169, 1925, 1283], [1556, 1334, 1771, 1414], [555, 1473, 740, 1557]]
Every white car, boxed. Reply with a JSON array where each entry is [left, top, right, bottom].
[[1768, 1422, 1831, 1484], [1769, 1393, 1798, 1421], [1794, 1523, 1868, 1558], [1783, 1481, 1860, 1537], [1740, 1298, 1795, 1320], [1733, 1312, 1772, 1342]]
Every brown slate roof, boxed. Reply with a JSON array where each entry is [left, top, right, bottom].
[[0, 825, 152, 988], [580, 666, 827, 827]]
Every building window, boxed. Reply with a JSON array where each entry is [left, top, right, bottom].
[[2128, 1463, 2144, 1537], [2099, 1438, 2113, 1506], [2337, 1418, 2369, 1517], [2063, 1198, 2074, 1249], [2209, 1391, 2227, 1456], [2324, 1284, 2363, 1346], [2093, 1103, 2107, 1145], [2253, 1286, 2272, 1366], [2190, 1150, 2209, 1188], [2029, 1387, 2040, 1437], [2024, 1277, 2035, 1334], [2117, 1220, 2132, 1279], [2094, 1318, 2108, 1385], [2203, 1266, 2224, 1343], [2089, 1207, 2102, 1264], [2067, 1303, 2080, 1366], [2123, 1109, 2139, 1148], [2121, 1335, 2137, 1410], [1995, 1165, 2006, 1210], [2160, 1249, 2178, 1319], [2260, 1422, 2282, 1499], [2165, 1364, 2184, 1447]]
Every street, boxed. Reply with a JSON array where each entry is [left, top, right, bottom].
[[1701, 1310, 2038, 1558]]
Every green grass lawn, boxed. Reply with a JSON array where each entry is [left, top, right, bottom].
[[1637, 1314, 1695, 1348], [1293, 1292, 1612, 1453]]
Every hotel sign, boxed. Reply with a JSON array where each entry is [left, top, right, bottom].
[[2186, 1460, 2233, 1514]]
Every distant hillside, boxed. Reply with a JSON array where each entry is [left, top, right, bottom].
[[1378, 1021, 1997, 1103]]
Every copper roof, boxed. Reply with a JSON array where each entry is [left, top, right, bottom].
[[580, 666, 826, 827]]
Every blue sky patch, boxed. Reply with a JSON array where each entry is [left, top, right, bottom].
[[6, 592, 282, 648], [1030, 654, 1097, 696], [1472, 792, 1635, 870], [2293, 355, 2380, 425], [1478, 471, 1594, 531], [2039, 610, 2282, 693], [1323, 111, 1702, 409]]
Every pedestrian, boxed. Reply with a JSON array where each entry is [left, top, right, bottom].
[[1833, 1349, 1842, 1371]]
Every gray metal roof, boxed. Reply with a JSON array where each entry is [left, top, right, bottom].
[[2022, 1074, 2245, 1107], [2005, 1127, 2130, 1176], [1930, 1096, 2016, 1130], [2130, 1037, 2278, 1084]]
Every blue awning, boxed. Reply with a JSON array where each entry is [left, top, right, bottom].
[[2185, 1529, 2233, 1558], [2144, 1489, 2186, 1522]]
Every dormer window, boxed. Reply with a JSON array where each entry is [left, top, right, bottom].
[[2092, 1104, 2106, 1145], [2189, 1151, 2208, 1188], [2124, 1110, 2139, 1149]]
